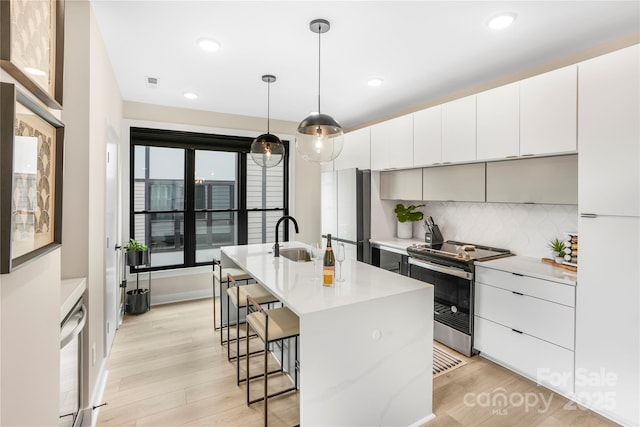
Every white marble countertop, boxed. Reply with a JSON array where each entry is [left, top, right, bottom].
[[221, 241, 431, 316], [60, 277, 87, 322], [370, 237, 425, 254], [476, 255, 577, 286]]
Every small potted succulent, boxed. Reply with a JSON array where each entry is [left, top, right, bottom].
[[547, 238, 566, 264], [394, 204, 425, 239], [124, 239, 150, 314]]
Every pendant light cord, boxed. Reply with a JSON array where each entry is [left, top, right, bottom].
[[317, 22, 322, 115], [267, 79, 271, 133]]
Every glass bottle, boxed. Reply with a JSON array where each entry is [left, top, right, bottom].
[[323, 234, 335, 286]]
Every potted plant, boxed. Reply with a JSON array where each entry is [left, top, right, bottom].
[[394, 204, 425, 239], [124, 239, 150, 314], [547, 238, 566, 264]]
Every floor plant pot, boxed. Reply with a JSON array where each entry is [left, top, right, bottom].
[[126, 289, 149, 315], [397, 221, 413, 239]]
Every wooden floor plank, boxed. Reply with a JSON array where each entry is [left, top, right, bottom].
[[98, 298, 618, 427]]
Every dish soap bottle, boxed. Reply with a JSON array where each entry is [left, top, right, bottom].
[[323, 234, 335, 286]]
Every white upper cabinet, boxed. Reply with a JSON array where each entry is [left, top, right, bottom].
[[442, 95, 476, 163], [370, 114, 413, 170], [476, 83, 519, 160], [578, 45, 639, 217], [335, 127, 370, 171], [520, 65, 577, 156], [413, 106, 442, 167]]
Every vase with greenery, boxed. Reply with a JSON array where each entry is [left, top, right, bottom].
[[547, 238, 565, 263], [394, 204, 425, 239]]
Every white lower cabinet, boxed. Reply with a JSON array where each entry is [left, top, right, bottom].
[[474, 265, 576, 395]]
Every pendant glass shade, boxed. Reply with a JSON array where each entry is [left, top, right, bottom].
[[295, 18, 344, 163], [296, 113, 344, 163], [250, 74, 285, 168], [250, 133, 285, 168]]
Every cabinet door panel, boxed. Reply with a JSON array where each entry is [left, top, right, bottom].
[[576, 216, 639, 426], [321, 171, 337, 237], [442, 95, 476, 163], [578, 45, 640, 217], [477, 83, 519, 160], [380, 169, 422, 200], [475, 283, 574, 349], [474, 316, 574, 395], [370, 115, 413, 170], [336, 127, 370, 171], [413, 106, 442, 166], [520, 65, 577, 155], [486, 155, 578, 204], [422, 163, 485, 202]]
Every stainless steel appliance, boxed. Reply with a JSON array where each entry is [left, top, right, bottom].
[[321, 168, 371, 263], [60, 298, 86, 427], [407, 241, 511, 356]]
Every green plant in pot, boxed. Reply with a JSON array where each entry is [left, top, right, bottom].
[[547, 238, 566, 264], [394, 204, 425, 239], [124, 239, 149, 267], [124, 239, 150, 314]]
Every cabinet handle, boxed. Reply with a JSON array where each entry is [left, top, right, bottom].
[[521, 154, 535, 157], [511, 328, 523, 334], [442, 162, 452, 164], [511, 272, 523, 277], [512, 291, 524, 296], [505, 155, 518, 159], [580, 213, 597, 218]]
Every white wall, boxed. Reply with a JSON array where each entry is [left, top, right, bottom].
[[62, 0, 124, 420], [0, 251, 61, 426]]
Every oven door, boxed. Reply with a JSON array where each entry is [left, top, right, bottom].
[[409, 258, 475, 356]]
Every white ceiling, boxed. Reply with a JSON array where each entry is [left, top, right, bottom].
[[90, 1, 639, 130]]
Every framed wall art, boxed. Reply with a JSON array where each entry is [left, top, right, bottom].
[[0, 83, 64, 274], [0, 0, 65, 109]]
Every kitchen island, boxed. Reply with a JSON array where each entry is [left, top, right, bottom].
[[221, 241, 434, 426]]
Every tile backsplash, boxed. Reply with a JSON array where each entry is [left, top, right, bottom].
[[409, 201, 578, 258]]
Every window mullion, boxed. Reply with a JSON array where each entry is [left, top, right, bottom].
[[184, 149, 195, 266]]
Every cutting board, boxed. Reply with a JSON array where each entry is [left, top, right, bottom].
[[541, 258, 578, 272]]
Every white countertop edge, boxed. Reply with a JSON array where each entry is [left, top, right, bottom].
[[476, 255, 577, 286], [61, 277, 87, 322], [370, 237, 426, 254]]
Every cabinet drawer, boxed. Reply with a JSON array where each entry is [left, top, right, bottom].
[[474, 316, 574, 395], [475, 283, 574, 349], [476, 266, 574, 307]]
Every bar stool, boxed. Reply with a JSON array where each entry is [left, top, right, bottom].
[[246, 294, 300, 427], [227, 274, 280, 385], [212, 258, 252, 346]]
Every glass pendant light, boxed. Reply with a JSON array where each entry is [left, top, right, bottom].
[[296, 19, 344, 163], [250, 74, 285, 168]]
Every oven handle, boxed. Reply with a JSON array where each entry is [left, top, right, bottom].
[[60, 304, 87, 349], [409, 258, 473, 280]]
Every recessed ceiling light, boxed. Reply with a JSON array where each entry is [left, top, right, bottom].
[[487, 13, 516, 30], [368, 78, 383, 87], [183, 92, 198, 100], [197, 38, 221, 52], [24, 67, 46, 76]]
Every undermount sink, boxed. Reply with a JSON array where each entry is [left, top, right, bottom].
[[279, 248, 312, 262]]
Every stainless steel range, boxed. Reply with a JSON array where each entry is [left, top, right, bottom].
[[407, 240, 511, 356]]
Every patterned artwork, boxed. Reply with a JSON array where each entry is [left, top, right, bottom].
[[10, 0, 55, 94], [11, 106, 56, 258]]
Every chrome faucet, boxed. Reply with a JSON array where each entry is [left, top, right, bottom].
[[274, 215, 299, 257]]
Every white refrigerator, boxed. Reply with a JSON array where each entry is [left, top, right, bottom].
[[321, 168, 371, 263]]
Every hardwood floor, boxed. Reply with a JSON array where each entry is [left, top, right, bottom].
[[98, 298, 618, 427]]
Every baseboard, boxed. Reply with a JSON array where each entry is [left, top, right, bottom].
[[150, 288, 213, 306], [409, 413, 436, 426], [81, 361, 109, 427]]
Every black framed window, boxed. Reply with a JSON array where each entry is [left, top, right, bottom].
[[130, 127, 289, 271]]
